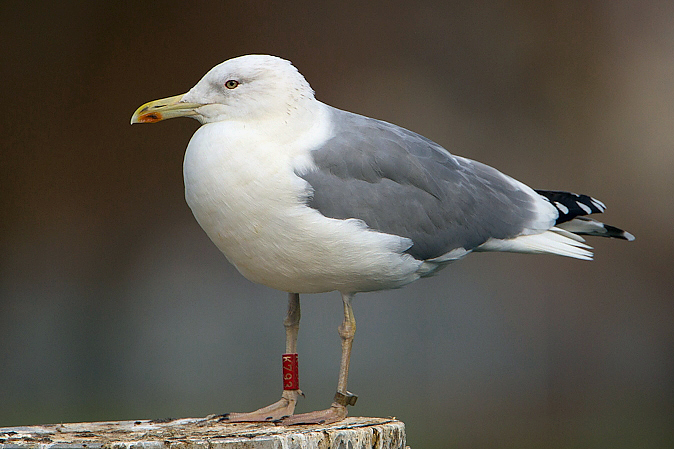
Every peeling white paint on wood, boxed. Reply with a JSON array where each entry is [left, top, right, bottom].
[[0, 416, 407, 449]]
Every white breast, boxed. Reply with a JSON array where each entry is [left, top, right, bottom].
[[182, 103, 422, 294]]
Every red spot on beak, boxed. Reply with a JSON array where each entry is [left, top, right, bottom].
[[138, 113, 162, 123]]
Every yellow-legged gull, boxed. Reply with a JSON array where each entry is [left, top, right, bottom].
[[131, 54, 633, 425]]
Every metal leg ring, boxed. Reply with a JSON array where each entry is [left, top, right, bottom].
[[334, 391, 358, 407]]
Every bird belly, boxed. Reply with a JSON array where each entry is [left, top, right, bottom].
[[183, 123, 422, 294]]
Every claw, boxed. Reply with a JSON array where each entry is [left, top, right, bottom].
[[276, 403, 348, 426], [214, 391, 301, 423]]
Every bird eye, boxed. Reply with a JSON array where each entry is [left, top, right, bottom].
[[224, 80, 239, 89]]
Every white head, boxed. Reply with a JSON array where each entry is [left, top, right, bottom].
[[131, 55, 316, 125]]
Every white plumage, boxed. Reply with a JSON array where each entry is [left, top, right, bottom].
[[131, 54, 633, 424]]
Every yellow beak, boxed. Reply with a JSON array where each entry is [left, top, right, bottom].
[[130, 94, 204, 124]]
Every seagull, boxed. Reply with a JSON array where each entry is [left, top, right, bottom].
[[131, 54, 634, 425]]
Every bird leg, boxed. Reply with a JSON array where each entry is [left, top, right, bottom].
[[279, 293, 357, 425], [217, 293, 303, 422]]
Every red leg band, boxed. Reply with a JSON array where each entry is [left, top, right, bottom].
[[282, 353, 299, 390]]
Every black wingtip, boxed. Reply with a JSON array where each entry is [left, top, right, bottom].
[[605, 224, 635, 241], [535, 190, 606, 224]]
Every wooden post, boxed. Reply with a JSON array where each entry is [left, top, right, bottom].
[[0, 416, 407, 448]]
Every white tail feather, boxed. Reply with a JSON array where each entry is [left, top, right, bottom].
[[550, 226, 587, 243], [475, 227, 594, 260]]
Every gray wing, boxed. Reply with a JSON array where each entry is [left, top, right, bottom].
[[298, 107, 542, 261]]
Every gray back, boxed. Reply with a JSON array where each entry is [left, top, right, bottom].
[[298, 107, 539, 260]]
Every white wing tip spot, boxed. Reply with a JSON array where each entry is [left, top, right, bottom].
[[577, 201, 593, 215], [554, 201, 569, 215], [590, 197, 606, 212]]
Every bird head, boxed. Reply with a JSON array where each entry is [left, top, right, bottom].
[[131, 55, 315, 125]]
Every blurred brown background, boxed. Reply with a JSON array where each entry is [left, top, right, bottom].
[[1, 1, 672, 448]]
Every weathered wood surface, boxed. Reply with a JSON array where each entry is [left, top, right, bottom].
[[0, 416, 406, 449]]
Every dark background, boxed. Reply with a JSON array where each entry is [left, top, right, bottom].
[[1, 1, 672, 448]]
